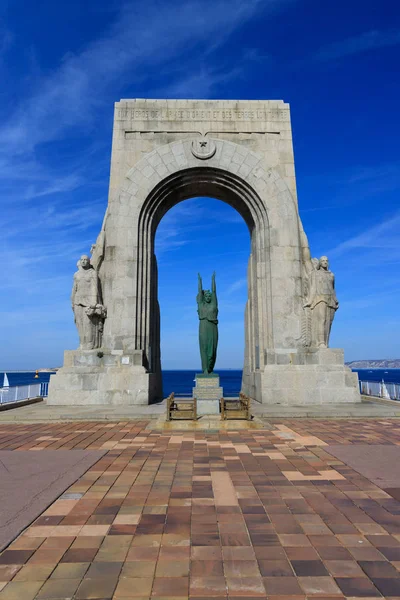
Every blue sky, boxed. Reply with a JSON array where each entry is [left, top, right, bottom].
[[1, 0, 399, 369]]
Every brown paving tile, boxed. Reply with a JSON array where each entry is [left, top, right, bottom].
[[85, 561, 123, 578], [60, 547, 98, 563], [278, 535, 311, 547], [40, 536, 74, 550], [349, 546, 386, 561], [36, 577, 82, 598], [308, 535, 340, 547], [34, 515, 64, 527], [86, 514, 114, 525], [71, 536, 104, 549], [222, 548, 256, 561], [377, 546, 400, 560], [127, 547, 159, 561], [75, 575, 119, 598], [317, 546, 353, 560], [131, 534, 161, 547], [291, 560, 329, 577], [220, 533, 251, 546], [189, 575, 226, 597], [263, 576, 303, 595], [298, 576, 342, 596], [325, 560, 366, 577], [121, 560, 156, 578], [225, 576, 266, 597], [285, 547, 320, 560], [191, 560, 224, 576], [12, 564, 54, 581], [336, 534, 372, 547], [0, 566, 20, 582], [0, 550, 34, 565], [79, 525, 110, 537], [371, 577, 400, 597], [27, 548, 66, 565], [159, 546, 189, 561], [334, 576, 381, 597], [258, 560, 293, 577], [359, 560, 400, 578], [8, 537, 44, 551], [156, 559, 189, 577], [191, 546, 222, 561], [0, 580, 43, 600], [152, 576, 188, 596], [224, 561, 260, 578], [253, 546, 286, 560], [50, 562, 89, 579], [367, 534, 400, 546]]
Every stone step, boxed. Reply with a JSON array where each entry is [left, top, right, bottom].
[[251, 402, 400, 418], [1, 399, 399, 423]]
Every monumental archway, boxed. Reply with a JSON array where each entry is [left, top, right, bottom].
[[48, 99, 360, 406]]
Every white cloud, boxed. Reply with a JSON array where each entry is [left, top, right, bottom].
[[226, 278, 247, 295], [0, 0, 269, 156], [316, 29, 400, 61], [329, 211, 400, 257]]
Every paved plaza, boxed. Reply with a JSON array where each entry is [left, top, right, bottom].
[[1, 419, 400, 598]]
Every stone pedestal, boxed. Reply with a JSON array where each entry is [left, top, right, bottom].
[[242, 348, 360, 405], [47, 349, 162, 406], [193, 374, 223, 415]]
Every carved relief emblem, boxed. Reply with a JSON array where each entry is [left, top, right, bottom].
[[191, 137, 216, 160]]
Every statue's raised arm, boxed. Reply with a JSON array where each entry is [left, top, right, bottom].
[[211, 271, 217, 307], [197, 273, 203, 305]]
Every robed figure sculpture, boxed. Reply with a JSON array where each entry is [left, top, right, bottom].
[[72, 255, 107, 350], [304, 256, 339, 348], [197, 272, 218, 373]]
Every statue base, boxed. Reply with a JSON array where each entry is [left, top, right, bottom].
[[47, 349, 162, 405], [242, 348, 360, 405], [193, 373, 223, 415]]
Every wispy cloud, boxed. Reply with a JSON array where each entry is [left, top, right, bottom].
[[329, 211, 400, 257], [23, 174, 84, 200], [0, 0, 268, 157], [226, 278, 247, 295], [316, 29, 400, 61], [156, 198, 249, 258]]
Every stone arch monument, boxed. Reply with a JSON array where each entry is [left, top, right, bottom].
[[48, 99, 360, 406]]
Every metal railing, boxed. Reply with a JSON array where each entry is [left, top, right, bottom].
[[359, 380, 400, 401], [0, 382, 49, 405]]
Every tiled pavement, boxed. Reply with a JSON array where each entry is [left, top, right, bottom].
[[1, 419, 400, 598]]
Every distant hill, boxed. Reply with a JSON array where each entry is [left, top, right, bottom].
[[346, 359, 400, 369]]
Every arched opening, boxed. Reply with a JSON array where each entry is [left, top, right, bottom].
[[155, 196, 251, 397], [132, 166, 272, 402]]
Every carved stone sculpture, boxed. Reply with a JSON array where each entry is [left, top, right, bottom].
[[197, 272, 218, 373], [72, 255, 106, 350], [304, 256, 339, 348]]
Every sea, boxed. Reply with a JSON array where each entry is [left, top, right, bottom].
[[2, 368, 400, 397]]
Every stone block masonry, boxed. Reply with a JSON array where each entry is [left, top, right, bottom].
[[48, 99, 360, 407]]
